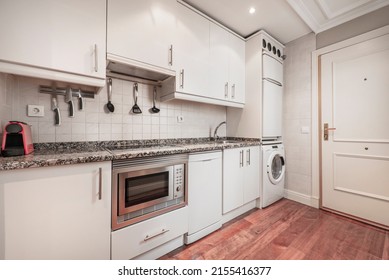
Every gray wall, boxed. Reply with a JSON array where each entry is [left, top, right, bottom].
[[283, 33, 316, 198], [317, 5, 389, 49]]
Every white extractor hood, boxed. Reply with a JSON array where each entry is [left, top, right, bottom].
[[106, 53, 176, 84]]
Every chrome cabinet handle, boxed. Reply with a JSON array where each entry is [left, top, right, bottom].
[[144, 229, 169, 242], [180, 69, 185, 88], [240, 150, 243, 167], [231, 84, 235, 99], [246, 149, 251, 166], [169, 45, 173, 66], [94, 44, 98, 73], [225, 82, 229, 98], [98, 167, 102, 200]]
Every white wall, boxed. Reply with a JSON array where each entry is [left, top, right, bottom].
[[0, 75, 226, 144], [283, 33, 317, 205]]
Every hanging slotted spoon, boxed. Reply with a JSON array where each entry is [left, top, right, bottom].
[[106, 78, 115, 113], [150, 86, 160, 114], [131, 83, 142, 114]]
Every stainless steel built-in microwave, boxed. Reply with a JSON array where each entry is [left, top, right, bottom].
[[111, 154, 188, 230]]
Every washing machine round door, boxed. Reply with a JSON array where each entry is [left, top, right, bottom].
[[267, 152, 285, 185]]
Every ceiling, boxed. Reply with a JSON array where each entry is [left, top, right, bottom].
[[182, 0, 389, 44]]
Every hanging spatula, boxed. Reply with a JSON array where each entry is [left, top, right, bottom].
[[131, 83, 142, 114]]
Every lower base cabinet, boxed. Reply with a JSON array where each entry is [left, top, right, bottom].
[[223, 146, 260, 214], [0, 161, 111, 260], [111, 207, 188, 260]]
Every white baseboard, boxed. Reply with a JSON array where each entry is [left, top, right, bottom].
[[284, 189, 319, 208]]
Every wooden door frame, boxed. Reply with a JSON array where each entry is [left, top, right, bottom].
[[311, 25, 389, 209]]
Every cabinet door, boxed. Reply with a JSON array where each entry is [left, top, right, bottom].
[[0, 162, 111, 260], [229, 34, 246, 104], [209, 22, 230, 100], [223, 148, 245, 214], [0, 0, 106, 79], [107, 0, 176, 70], [174, 3, 210, 96], [243, 146, 260, 204]]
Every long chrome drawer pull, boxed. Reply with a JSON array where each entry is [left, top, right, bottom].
[[144, 229, 170, 242]]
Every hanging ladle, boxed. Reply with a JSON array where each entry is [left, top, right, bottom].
[[150, 86, 160, 114], [106, 78, 115, 113], [131, 83, 142, 114]]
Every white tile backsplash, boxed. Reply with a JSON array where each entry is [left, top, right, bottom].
[[0, 75, 226, 143]]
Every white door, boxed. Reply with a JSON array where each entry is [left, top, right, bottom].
[[243, 146, 260, 204], [320, 33, 389, 227]]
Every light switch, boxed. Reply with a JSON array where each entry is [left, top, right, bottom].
[[301, 126, 310, 134]]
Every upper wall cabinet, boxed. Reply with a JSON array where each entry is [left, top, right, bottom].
[[173, 3, 210, 97], [209, 22, 245, 105], [0, 0, 106, 87], [107, 0, 177, 73]]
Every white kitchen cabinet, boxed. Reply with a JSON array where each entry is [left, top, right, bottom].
[[223, 146, 260, 214], [107, 0, 176, 72], [173, 3, 210, 97], [209, 22, 245, 104], [186, 152, 222, 244], [0, 162, 111, 260], [0, 0, 106, 87]]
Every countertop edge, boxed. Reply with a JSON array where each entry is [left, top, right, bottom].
[[0, 140, 261, 172]]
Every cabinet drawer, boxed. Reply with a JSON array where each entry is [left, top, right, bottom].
[[111, 207, 188, 260]]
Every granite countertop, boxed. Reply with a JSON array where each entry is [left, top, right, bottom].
[[0, 138, 261, 171]]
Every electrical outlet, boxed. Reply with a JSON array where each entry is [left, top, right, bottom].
[[177, 115, 184, 123], [27, 105, 45, 117]]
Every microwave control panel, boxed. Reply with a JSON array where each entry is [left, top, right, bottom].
[[173, 164, 185, 198]]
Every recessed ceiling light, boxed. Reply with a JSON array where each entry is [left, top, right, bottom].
[[249, 7, 256, 14]]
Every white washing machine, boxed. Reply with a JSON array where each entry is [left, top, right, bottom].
[[261, 143, 286, 208]]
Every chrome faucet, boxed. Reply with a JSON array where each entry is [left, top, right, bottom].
[[213, 121, 226, 140]]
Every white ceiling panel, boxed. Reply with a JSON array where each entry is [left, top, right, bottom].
[[287, 0, 389, 33], [182, 0, 389, 43], [182, 0, 312, 44]]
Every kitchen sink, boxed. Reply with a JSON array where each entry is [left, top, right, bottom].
[[215, 140, 242, 144]]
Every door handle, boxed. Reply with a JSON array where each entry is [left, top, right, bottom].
[[98, 167, 102, 200], [324, 123, 336, 141]]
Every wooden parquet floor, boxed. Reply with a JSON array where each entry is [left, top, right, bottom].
[[160, 199, 389, 260]]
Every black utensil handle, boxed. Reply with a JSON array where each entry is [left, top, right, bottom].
[[54, 108, 61, 126], [68, 100, 74, 117], [79, 96, 84, 110]]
